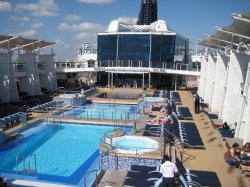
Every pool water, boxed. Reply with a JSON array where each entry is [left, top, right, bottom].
[[0, 122, 121, 185], [58, 103, 140, 120], [112, 136, 159, 154], [144, 97, 164, 102]]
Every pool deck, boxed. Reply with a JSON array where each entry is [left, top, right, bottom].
[[96, 90, 250, 187], [177, 91, 250, 187], [3, 90, 250, 186]]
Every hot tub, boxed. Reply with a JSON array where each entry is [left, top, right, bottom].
[[112, 136, 159, 154]]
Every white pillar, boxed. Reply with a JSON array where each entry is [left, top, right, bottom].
[[221, 52, 249, 125], [211, 53, 229, 112]]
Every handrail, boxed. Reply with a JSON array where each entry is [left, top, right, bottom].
[[83, 169, 98, 187], [28, 153, 37, 175], [16, 152, 20, 175]]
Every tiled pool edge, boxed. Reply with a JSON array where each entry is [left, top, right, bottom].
[[100, 154, 162, 171]]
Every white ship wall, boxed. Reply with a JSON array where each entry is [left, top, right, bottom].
[[39, 54, 58, 91], [235, 59, 250, 144], [0, 53, 19, 102], [222, 52, 249, 125], [203, 55, 216, 105], [198, 56, 208, 100], [18, 54, 41, 96], [211, 54, 228, 112]]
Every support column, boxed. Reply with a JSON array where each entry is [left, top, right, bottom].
[[148, 72, 151, 88], [108, 72, 110, 88], [111, 72, 113, 89], [142, 73, 145, 90], [175, 74, 177, 91]]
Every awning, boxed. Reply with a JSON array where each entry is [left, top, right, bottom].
[[0, 35, 55, 51], [199, 12, 250, 52]]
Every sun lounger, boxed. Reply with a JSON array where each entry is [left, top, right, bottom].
[[240, 163, 250, 177], [130, 165, 159, 173], [218, 128, 235, 138], [170, 91, 182, 104], [126, 170, 161, 180], [123, 177, 155, 187], [175, 106, 193, 120], [176, 158, 221, 186], [179, 122, 205, 149]]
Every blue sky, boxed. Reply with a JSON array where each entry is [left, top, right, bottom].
[[0, 0, 249, 59]]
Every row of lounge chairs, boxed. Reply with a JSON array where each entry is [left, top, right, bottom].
[[27, 101, 60, 113], [174, 106, 193, 120], [123, 160, 221, 187], [170, 115, 205, 149], [0, 113, 22, 130], [83, 88, 97, 96], [170, 91, 182, 104]]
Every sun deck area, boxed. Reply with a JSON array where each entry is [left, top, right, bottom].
[[1, 88, 250, 186]]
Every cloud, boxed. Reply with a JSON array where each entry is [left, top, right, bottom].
[[117, 17, 138, 24], [19, 30, 37, 38], [58, 22, 103, 31], [77, 0, 115, 4], [16, 0, 58, 17], [64, 14, 82, 22], [31, 22, 44, 29], [0, 1, 12, 11], [9, 16, 30, 22], [55, 39, 64, 45], [75, 32, 97, 40], [64, 44, 72, 48]]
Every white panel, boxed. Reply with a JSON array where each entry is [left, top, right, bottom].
[[203, 55, 216, 105], [198, 56, 208, 100], [18, 53, 42, 96], [211, 54, 228, 112], [0, 53, 10, 102], [38, 55, 57, 91], [222, 52, 249, 125]]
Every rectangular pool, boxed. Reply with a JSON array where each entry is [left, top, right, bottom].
[[0, 122, 130, 186], [56, 103, 140, 120]]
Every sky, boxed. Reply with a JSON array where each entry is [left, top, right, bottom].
[[0, 0, 249, 60]]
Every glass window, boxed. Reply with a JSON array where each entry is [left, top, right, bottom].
[[98, 35, 117, 63], [118, 34, 150, 65]]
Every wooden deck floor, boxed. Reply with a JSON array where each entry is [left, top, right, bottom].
[[98, 170, 127, 187], [178, 91, 250, 187]]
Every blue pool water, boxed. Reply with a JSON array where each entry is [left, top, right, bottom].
[[0, 122, 129, 185], [112, 136, 159, 154], [57, 103, 140, 120], [144, 97, 164, 102]]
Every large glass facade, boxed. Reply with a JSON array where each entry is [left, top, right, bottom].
[[98, 33, 182, 68], [118, 34, 150, 62], [98, 34, 117, 67], [151, 34, 175, 68], [174, 35, 189, 63]]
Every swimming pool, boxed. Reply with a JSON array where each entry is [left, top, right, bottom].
[[144, 97, 164, 102], [112, 136, 159, 154], [0, 122, 131, 186], [56, 103, 140, 120]]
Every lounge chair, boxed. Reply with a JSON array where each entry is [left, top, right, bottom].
[[176, 107, 193, 120], [123, 177, 155, 187], [126, 170, 161, 180], [176, 158, 221, 186]]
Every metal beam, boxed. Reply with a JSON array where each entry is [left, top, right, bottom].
[[216, 27, 250, 40], [0, 35, 19, 45], [232, 13, 250, 23], [205, 34, 244, 47]]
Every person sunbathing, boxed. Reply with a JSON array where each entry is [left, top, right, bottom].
[[241, 142, 250, 157]]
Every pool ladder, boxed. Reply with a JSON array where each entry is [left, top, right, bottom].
[[16, 153, 37, 175]]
